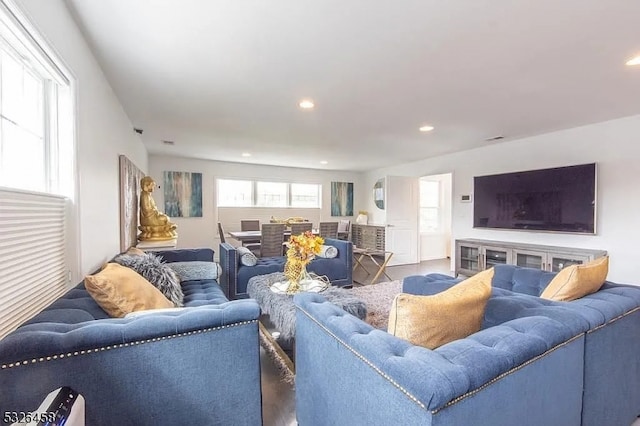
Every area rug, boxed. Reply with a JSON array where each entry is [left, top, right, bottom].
[[349, 280, 402, 330]]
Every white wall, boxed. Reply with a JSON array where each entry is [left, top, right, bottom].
[[17, 0, 148, 280], [149, 155, 363, 251], [363, 115, 640, 284]]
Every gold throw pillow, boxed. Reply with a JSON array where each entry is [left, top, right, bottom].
[[387, 268, 494, 349], [85, 262, 173, 317], [540, 256, 609, 301]]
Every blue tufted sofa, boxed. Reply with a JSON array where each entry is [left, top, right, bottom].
[[219, 238, 353, 299], [294, 263, 640, 426], [0, 248, 263, 426]]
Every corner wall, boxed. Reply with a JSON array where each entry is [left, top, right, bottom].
[[364, 115, 640, 284], [17, 0, 148, 279]]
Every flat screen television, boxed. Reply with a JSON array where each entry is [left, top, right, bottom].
[[473, 163, 596, 234]]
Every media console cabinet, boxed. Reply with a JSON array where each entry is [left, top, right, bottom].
[[455, 238, 607, 277]]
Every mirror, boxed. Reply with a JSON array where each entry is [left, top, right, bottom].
[[373, 178, 385, 210]]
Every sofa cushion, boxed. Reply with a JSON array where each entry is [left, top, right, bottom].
[[182, 279, 229, 306], [237, 246, 258, 266], [541, 256, 609, 301], [388, 268, 493, 349], [168, 261, 222, 281], [113, 252, 184, 306], [84, 263, 174, 317]]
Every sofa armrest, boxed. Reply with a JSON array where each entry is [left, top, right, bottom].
[[152, 247, 214, 263], [0, 299, 261, 425], [322, 238, 353, 286], [219, 243, 238, 299]]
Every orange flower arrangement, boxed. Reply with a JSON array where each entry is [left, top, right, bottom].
[[284, 231, 324, 293], [286, 231, 324, 261]]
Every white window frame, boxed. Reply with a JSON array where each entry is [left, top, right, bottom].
[[0, 0, 75, 198], [217, 178, 322, 208], [0, 0, 78, 339]]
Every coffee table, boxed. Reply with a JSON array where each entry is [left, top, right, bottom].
[[247, 272, 366, 374]]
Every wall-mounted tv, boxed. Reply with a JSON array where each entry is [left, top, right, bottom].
[[473, 163, 596, 234]]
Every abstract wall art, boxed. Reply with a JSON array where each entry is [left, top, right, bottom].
[[163, 171, 203, 217], [331, 181, 354, 216], [118, 155, 145, 251]]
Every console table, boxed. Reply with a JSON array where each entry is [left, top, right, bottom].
[[455, 238, 607, 277], [351, 224, 385, 251]]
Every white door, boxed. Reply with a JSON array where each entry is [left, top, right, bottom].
[[386, 175, 419, 266]]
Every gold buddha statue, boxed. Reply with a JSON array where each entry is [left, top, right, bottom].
[[138, 176, 178, 241]]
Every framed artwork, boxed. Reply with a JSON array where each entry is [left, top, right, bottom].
[[331, 181, 354, 216], [163, 171, 203, 217], [118, 155, 145, 252]]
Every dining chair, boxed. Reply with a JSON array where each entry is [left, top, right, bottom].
[[337, 219, 351, 240], [241, 220, 260, 231], [260, 223, 285, 257], [319, 221, 339, 239], [217, 222, 226, 244], [240, 219, 262, 252], [290, 222, 313, 236]]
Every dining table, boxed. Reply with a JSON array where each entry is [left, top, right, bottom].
[[228, 229, 319, 243]]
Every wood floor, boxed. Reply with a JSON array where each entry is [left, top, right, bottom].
[[259, 257, 453, 426]]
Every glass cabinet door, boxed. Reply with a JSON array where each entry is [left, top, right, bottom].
[[514, 249, 546, 270], [549, 254, 590, 272], [459, 245, 480, 274], [483, 246, 510, 268]]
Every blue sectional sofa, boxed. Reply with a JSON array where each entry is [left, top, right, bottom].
[[0, 248, 262, 426], [294, 264, 640, 426], [220, 238, 353, 299]]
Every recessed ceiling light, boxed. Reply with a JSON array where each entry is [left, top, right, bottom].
[[241, 152, 251, 157], [419, 125, 434, 132], [299, 99, 315, 109], [320, 160, 328, 165], [626, 55, 640, 66]]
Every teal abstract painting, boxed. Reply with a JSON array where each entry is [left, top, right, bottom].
[[163, 171, 203, 217], [331, 181, 353, 216]]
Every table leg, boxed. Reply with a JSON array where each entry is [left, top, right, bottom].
[[370, 252, 394, 284], [259, 321, 294, 374], [353, 254, 370, 276]]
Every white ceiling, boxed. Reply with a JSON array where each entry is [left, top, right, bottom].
[[66, 0, 640, 172]]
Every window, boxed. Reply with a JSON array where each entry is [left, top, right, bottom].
[[256, 181, 287, 207], [217, 179, 321, 208], [420, 180, 440, 232], [217, 179, 252, 207], [0, 1, 74, 339], [0, 1, 73, 196], [290, 183, 321, 208]]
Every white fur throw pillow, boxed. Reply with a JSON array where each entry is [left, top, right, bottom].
[[316, 245, 338, 258], [168, 261, 222, 282], [236, 246, 258, 266], [113, 252, 184, 307]]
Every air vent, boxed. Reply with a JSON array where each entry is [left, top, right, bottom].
[[162, 140, 175, 145], [485, 135, 505, 142]]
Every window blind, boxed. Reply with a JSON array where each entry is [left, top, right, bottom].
[[0, 187, 69, 339]]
